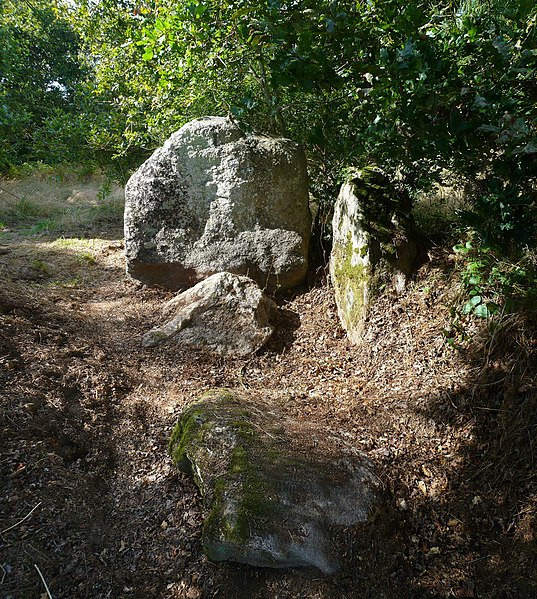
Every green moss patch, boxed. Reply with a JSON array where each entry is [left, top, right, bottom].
[[169, 389, 282, 554], [332, 233, 370, 333]]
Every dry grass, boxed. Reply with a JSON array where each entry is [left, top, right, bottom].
[[0, 169, 124, 236]]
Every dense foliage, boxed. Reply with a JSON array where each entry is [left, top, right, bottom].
[[2, 1, 536, 277], [0, 0, 86, 168]]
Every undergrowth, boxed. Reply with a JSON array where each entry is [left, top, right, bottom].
[[414, 184, 536, 340], [454, 238, 537, 318]]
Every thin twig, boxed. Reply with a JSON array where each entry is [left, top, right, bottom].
[[34, 564, 53, 599], [251, 421, 283, 442], [0, 185, 23, 201], [1, 501, 42, 535]]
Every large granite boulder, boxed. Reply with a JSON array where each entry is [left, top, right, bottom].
[[169, 389, 381, 574], [142, 272, 276, 357], [330, 168, 418, 344], [124, 117, 311, 292]]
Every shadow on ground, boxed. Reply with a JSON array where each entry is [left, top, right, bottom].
[[411, 315, 537, 597], [1, 233, 536, 598]]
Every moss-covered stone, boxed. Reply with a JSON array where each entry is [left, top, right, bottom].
[[204, 442, 280, 559], [168, 388, 381, 574], [169, 389, 283, 563]]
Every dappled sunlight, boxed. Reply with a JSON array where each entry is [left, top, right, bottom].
[[2, 0, 536, 594], [1, 235, 125, 292], [2, 218, 536, 597]]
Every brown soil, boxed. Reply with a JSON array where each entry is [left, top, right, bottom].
[[1, 225, 536, 599]]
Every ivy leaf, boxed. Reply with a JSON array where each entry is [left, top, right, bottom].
[[474, 303, 491, 318], [462, 295, 482, 314]]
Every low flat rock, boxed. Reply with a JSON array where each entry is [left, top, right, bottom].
[[169, 389, 382, 574], [142, 272, 276, 357]]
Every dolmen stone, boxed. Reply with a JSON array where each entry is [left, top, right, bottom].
[[330, 167, 418, 344], [169, 389, 381, 574], [125, 116, 311, 292], [142, 272, 276, 357]]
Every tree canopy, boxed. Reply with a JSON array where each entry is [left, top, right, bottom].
[[0, 0, 85, 167], [2, 0, 536, 252]]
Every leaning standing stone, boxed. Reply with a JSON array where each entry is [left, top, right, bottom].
[[330, 168, 418, 344], [124, 116, 311, 292]]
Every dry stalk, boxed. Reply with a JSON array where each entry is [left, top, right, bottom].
[[0, 185, 23, 201], [1, 501, 42, 536], [34, 564, 53, 599]]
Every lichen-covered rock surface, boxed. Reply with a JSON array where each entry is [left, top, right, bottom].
[[330, 181, 373, 345], [142, 272, 276, 356], [169, 389, 381, 574], [124, 116, 311, 292], [330, 168, 418, 344]]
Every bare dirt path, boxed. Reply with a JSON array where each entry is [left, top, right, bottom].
[[1, 223, 536, 598]]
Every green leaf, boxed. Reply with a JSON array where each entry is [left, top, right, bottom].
[[232, 7, 255, 20], [462, 295, 482, 314], [474, 303, 491, 318]]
